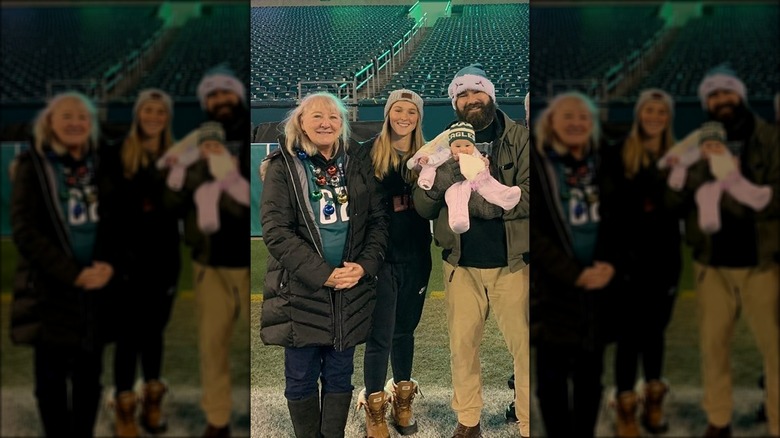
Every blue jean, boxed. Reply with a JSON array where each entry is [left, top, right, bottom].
[[284, 346, 355, 401]]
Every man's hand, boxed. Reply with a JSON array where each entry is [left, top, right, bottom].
[[467, 191, 503, 219], [427, 159, 463, 201]]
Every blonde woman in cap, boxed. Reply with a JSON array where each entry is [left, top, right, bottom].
[[95, 88, 181, 437], [259, 92, 388, 438], [600, 88, 682, 437], [10, 91, 114, 437], [347, 89, 431, 437]]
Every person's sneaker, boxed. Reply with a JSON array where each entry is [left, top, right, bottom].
[[703, 423, 731, 438], [452, 421, 481, 438], [505, 401, 518, 423], [756, 403, 767, 422], [506, 374, 517, 423]]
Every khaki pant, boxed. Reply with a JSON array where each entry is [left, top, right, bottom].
[[694, 262, 779, 435], [443, 262, 529, 436], [193, 262, 250, 427]]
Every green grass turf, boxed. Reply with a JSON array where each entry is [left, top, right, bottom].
[[0, 237, 766, 436]]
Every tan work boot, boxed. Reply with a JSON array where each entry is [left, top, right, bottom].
[[141, 379, 168, 433], [615, 391, 640, 437], [385, 379, 420, 435], [114, 391, 139, 437], [357, 388, 390, 438], [642, 379, 669, 433]]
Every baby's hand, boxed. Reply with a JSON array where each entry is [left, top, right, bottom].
[[418, 156, 429, 165]]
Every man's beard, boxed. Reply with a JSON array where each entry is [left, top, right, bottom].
[[208, 102, 239, 123], [456, 99, 497, 130], [708, 100, 748, 126]]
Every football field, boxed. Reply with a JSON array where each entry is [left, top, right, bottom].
[[0, 239, 767, 436]]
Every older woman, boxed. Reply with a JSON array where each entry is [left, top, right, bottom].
[[606, 89, 682, 437], [98, 89, 181, 436], [529, 91, 621, 438], [10, 91, 114, 437], [355, 89, 431, 437], [259, 92, 389, 438]]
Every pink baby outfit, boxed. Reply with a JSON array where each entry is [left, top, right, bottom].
[[658, 121, 772, 234], [411, 123, 521, 233], [191, 121, 251, 234]]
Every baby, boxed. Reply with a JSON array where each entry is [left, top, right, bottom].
[[191, 121, 250, 234], [658, 121, 772, 233], [409, 121, 521, 233]]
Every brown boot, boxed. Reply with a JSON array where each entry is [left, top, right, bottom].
[[202, 423, 230, 438], [452, 422, 481, 438], [386, 379, 420, 435], [703, 423, 731, 438], [114, 391, 139, 438], [141, 380, 168, 433], [615, 391, 640, 438], [358, 389, 390, 438], [642, 379, 669, 433]]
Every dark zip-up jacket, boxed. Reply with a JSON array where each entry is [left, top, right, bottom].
[[357, 136, 432, 264], [259, 137, 389, 350], [10, 141, 115, 348], [599, 138, 683, 289], [96, 141, 181, 288], [412, 110, 530, 272]]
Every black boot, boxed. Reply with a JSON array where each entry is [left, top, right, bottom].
[[287, 393, 321, 438], [320, 392, 352, 438]]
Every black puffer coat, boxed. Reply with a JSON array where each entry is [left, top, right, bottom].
[[259, 138, 388, 351], [529, 141, 625, 350], [10, 142, 115, 349]]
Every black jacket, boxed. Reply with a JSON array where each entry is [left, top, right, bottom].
[[259, 138, 389, 351], [10, 142, 114, 349], [358, 136, 431, 264], [529, 142, 623, 349], [96, 141, 181, 288], [599, 138, 682, 289]]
